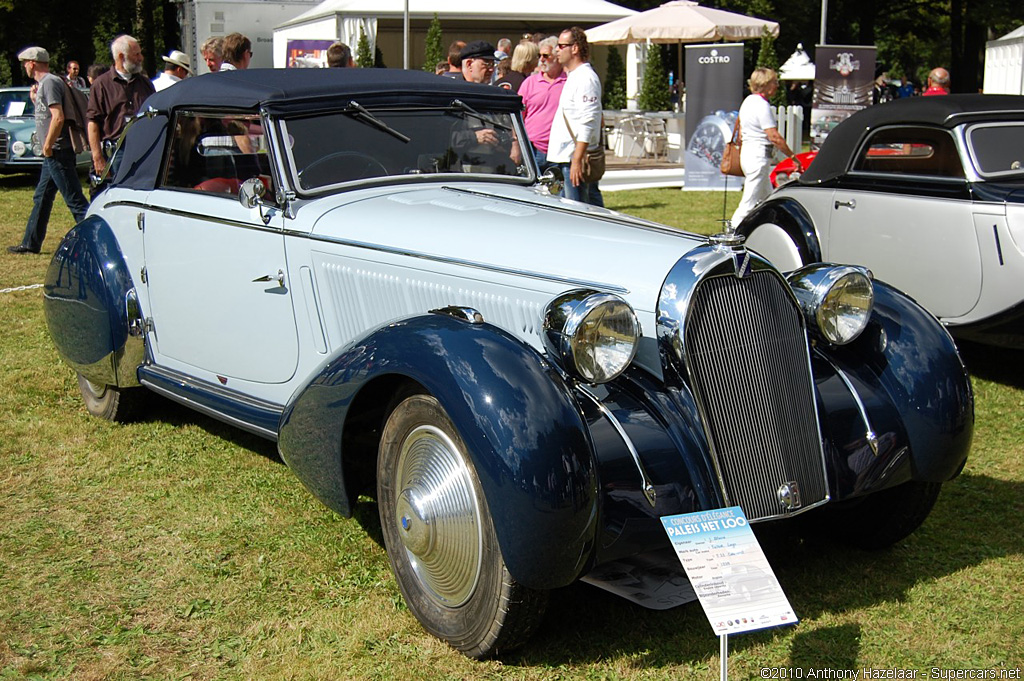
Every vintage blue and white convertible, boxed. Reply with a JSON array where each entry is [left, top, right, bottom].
[[44, 69, 973, 658]]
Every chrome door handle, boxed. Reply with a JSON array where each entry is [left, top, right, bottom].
[[834, 199, 856, 210], [253, 269, 285, 286]]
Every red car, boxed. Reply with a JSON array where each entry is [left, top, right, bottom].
[[770, 150, 817, 187]]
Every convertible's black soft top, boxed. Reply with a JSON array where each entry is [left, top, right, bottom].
[[799, 94, 1024, 185], [113, 68, 523, 191]]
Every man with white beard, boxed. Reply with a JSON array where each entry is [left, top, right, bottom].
[[86, 34, 155, 180]]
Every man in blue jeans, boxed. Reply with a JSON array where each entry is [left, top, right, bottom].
[[8, 46, 89, 255], [546, 27, 604, 206]]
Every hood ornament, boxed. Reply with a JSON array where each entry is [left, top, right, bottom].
[[709, 232, 751, 278]]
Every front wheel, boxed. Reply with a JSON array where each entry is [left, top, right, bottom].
[[377, 394, 547, 658], [77, 373, 143, 422]]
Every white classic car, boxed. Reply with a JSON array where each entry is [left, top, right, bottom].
[[739, 94, 1024, 348], [44, 69, 973, 658]]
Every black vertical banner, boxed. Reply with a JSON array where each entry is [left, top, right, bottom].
[[811, 45, 876, 148], [684, 43, 744, 191]]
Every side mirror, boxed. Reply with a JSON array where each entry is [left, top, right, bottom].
[[238, 177, 266, 209], [539, 166, 563, 196], [239, 177, 272, 225]]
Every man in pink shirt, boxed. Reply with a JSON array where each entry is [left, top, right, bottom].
[[518, 36, 566, 172]]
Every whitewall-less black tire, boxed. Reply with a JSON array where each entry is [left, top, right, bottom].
[[76, 373, 142, 422]]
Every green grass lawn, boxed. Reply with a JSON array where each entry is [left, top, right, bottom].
[[1, 176, 1021, 679]]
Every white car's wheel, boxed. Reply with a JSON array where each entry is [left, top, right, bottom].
[[744, 222, 808, 272], [377, 393, 547, 658]]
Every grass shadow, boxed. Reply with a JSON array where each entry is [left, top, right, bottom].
[[956, 339, 1024, 389], [133, 390, 283, 464], [510, 472, 1021, 666]]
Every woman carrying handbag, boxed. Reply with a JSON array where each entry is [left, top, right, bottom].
[[730, 68, 802, 227]]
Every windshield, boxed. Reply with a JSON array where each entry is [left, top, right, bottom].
[[280, 106, 531, 193], [967, 122, 1024, 179], [0, 90, 34, 117]]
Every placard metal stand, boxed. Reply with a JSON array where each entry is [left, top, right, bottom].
[[720, 634, 728, 680]]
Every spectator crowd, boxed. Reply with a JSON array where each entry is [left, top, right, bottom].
[[7, 27, 956, 254]]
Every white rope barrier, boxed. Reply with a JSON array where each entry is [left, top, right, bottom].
[[0, 283, 44, 294]]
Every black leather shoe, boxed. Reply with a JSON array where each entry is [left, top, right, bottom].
[[7, 245, 40, 254]]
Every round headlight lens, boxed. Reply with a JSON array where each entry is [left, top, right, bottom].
[[545, 292, 640, 384], [11, 140, 27, 157], [569, 298, 640, 383], [816, 270, 873, 344]]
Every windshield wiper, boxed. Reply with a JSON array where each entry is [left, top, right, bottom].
[[450, 99, 512, 132], [345, 100, 410, 143]]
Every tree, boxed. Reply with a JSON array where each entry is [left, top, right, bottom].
[[423, 14, 444, 72], [756, 28, 786, 106], [603, 46, 627, 109], [356, 26, 374, 68], [637, 44, 671, 111]]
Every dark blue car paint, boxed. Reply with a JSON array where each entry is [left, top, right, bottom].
[[824, 282, 973, 482], [278, 314, 599, 590], [43, 216, 137, 387]]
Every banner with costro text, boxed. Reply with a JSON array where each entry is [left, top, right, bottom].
[[684, 43, 744, 191]]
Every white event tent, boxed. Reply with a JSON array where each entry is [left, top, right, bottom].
[[273, 0, 637, 71]]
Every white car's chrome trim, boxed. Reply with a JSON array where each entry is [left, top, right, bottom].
[[103, 199, 632, 296]]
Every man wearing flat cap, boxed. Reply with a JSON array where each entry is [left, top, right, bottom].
[[7, 46, 90, 254], [153, 50, 191, 91], [460, 41, 497, 84], [450, 40, 521, 173]]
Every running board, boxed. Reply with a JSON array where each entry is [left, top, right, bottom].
[[138, 365, 283, 441]]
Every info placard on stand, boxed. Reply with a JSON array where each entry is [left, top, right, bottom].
[[661, 507, 797, 679]]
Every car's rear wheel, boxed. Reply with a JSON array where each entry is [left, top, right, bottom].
[[76, 373, 142, 422], [805, 481, 943, 550], [743, 222, 808, 272], [377, 393, 547, 658]]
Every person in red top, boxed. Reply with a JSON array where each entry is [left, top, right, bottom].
[[922, 67, 950, 96], [518, 36, 566, 173]]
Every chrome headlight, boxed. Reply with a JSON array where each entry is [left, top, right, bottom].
[[787, 265, 874, 345], [543, 290, 640, 384], [11, 140, 27, 157]]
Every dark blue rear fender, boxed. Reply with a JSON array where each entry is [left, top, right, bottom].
[[43, 216, 143, 387], [816, 282, 973, 495], [278, 314, 599, 590]]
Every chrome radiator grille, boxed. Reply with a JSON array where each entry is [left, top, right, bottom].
[[683, 270, 827, 521], [0, 130, 8, 160]]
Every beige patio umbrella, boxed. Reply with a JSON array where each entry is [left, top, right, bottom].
[[586, 0, 779, 44]]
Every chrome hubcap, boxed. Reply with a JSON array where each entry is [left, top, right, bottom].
[[394, 424, 482, 607]]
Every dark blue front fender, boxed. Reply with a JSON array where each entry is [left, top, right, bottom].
[[278, 314, 598, 590], [43, 216, 143, 387], [819, 281, 973, 494]]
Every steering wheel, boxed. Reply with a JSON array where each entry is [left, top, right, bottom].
[[298, 151, 388, 188]]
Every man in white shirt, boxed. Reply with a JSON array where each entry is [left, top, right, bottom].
[[152, 50, 191, 91], [547, 27, 603, 206]]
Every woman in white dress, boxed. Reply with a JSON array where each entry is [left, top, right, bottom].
[[730, 68, 802, 227]]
